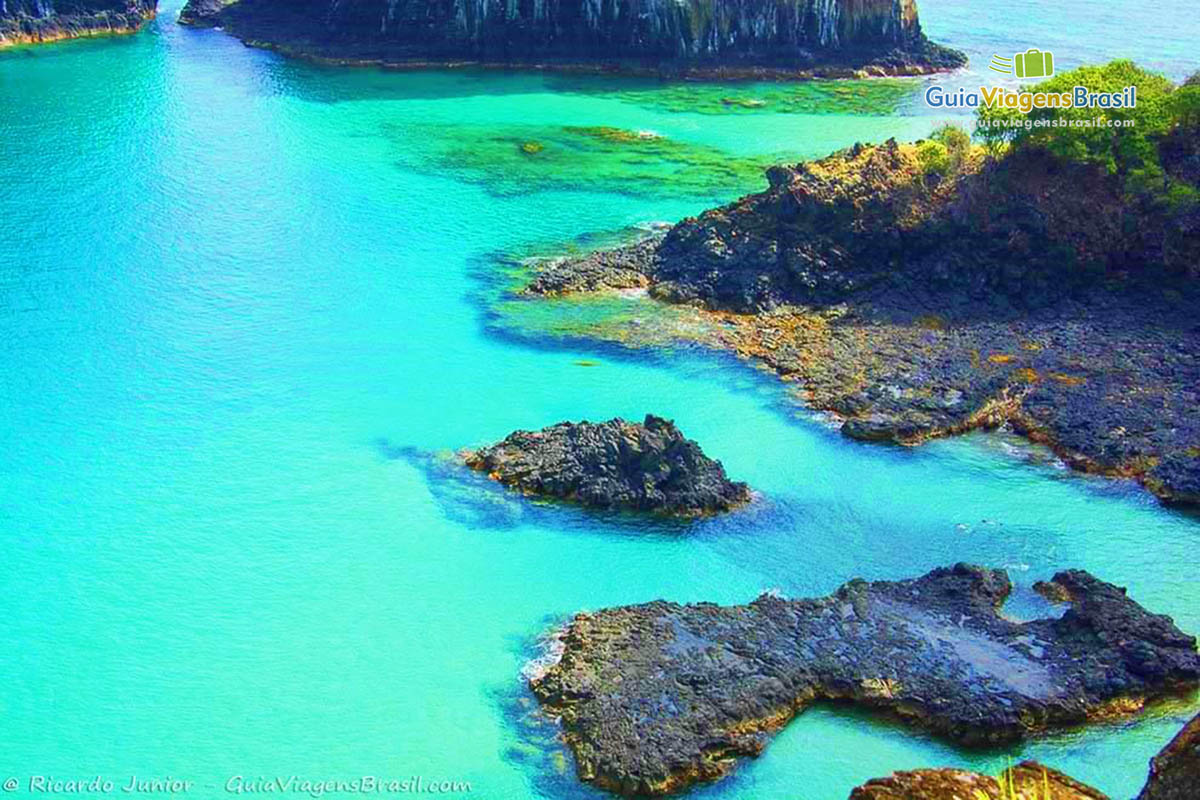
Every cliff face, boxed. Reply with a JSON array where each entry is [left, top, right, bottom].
[[183, 0, 964, 74], [0, 1, 157, 46]]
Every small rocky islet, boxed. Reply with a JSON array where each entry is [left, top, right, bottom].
[[464, 415, 750, 516], [526, 96, 1200, 506], [0, 0, 157, 46], [529, 564, 1200, 796], [176, 0, 965, 78]]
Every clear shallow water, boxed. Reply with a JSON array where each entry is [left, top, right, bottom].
[[1, 2, 1198, 798]]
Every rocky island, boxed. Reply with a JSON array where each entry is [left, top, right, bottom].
[[527, 62, 1200, 505], [176, 0, 965, 78], [464, 415, 750, 516], [529, 564, 1200, 796], [0, 0, 156, 46]]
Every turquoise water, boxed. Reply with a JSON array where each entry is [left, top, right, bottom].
[[1, 2, 1198, 798]]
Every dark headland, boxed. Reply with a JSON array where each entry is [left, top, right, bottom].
[[177, 0, 965, 78], [526, 63, 1200, 506]]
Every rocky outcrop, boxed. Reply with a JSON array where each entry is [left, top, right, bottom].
[[1138, 712, 1200, 800], [178, 0, 964, 77], [526, 134, 1200, 505], [177, 0, 233, 27], [529, 565, 1200, 796], [850, 762, 1108, 800], [464, 415, 749, 516], [0, 0, 156, 46]]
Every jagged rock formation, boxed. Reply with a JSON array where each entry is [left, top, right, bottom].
[[529, 565, 1200, 796], [526, 135, 1200, 506], [0, 0, 156, 46], [464, 415, 750, 516], [177, 0, 965, 77], [849, 762, 1108, 800], [1138, 712, 1200, 800]]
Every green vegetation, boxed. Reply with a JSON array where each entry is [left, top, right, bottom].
[[916, 124, 979, 183], [916, 139, 951, 178], [976, 61, 1198, 189]]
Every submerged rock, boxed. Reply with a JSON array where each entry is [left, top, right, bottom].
[[530, 565, 1200, 796], [850, 762, 1108, 800], [0, 0, 156, 46], [1138, 712, 1200, 800], [464, 415, 750, 516], [177, 0, 964, 77]]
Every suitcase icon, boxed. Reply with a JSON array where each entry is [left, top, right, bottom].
[[1014, 49, 1054, 79]]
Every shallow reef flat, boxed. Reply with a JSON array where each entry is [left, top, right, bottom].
[[389, 122, 780, 200], [539, 76, 922, 116], [530, 565, 1200, 796]]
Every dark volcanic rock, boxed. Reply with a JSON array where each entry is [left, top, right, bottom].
[[465, 415, 749, 516], [849, 762, 1108, 800], [177, 0, 233, 27], [179, 0, 965, 77], [1138, 712, 1200, 800], [530, 565, 1200, 796], [0, 0, 156, 45], [524, 135, 1200, 505]]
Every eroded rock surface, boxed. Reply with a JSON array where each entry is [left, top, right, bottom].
[[530, 565, 1200, 796], [526, 137, 1200, 505], [177, 0, 964, 77], [0, 0, 156, 45], [1138, 712, 1200, 800], [464, 415, 749, 516]]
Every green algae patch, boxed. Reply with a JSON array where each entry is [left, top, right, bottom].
[[547, 76, 920, 115], [395, 123, 780, 199]]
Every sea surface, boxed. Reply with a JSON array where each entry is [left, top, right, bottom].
[[1, 2, 1198, 798]]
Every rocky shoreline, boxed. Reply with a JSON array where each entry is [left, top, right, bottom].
[[0, 1, 156, 47], [849, 710, 1200, 799], [525, 135, 1200, 506], [178, 0, 965, 80], [529, 565, 1200, 796], [464, 415, 750, 516]]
